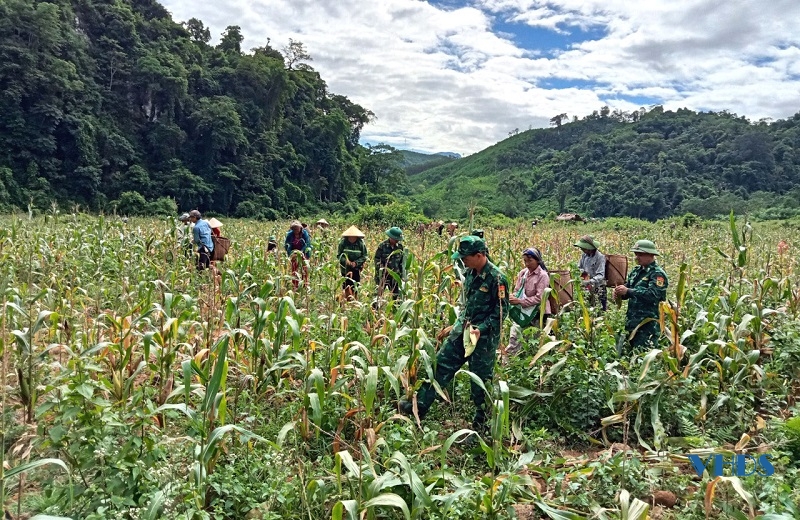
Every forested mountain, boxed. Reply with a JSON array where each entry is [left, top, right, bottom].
[[0, 0, 405, 218], [400, 150, 457, 176], [3, 0, 800, 222], [412, 107, 800, 220]]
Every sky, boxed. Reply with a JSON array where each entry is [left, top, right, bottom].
[[160, 0, 800, 156]]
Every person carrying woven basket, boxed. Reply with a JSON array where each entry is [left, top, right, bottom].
[[574, 235, 607, 311], [506, 247, 551, 358]]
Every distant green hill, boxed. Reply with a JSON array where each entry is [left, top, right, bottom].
[[410, 107, 800, 220], [400, 150, 459, 175]]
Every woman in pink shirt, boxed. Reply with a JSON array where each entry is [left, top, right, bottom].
[[506, 247, 551, 357]]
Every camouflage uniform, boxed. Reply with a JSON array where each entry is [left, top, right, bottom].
[[374, 239, 405, 296], [337, 237, 368, 293], [620, 261, 668, 352], [411, 237, 509, 426]]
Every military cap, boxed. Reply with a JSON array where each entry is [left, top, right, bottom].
[[470, 228, 484, 238], [451, 235, 487, 260], [631, 239, 659, 255], [574, 235, 598, 250], [385, 227, 404, 241]]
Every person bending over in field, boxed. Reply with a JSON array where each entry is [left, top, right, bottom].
[[400, 236, 509, 431], [284, 220, 312, 290]]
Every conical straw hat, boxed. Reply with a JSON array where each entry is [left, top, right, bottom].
[[341, 225, 365, 238], [316, 218, 329, 225], [207, 217, 223, 228]]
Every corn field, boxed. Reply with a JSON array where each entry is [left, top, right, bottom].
[[2, 213, 800, 520]]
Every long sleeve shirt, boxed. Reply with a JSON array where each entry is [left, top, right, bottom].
[[460, 261, 509, 337], [284, 229, 312, 258], [513, 265, 551, 314], [620, 261, 668, 330], [373, 239, 405, 284], [337, 238, 368, 271], [193, 220, 214, 251], [579, 251, 606, 287]]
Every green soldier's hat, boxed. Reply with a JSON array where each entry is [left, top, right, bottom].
[[268, 236, 276, 242], [574, 235, 598, 250], [385, 227, 404, 241], [451, 236, 487, 260], [631, 239, 659, 255], [470, 228, 484, 238]]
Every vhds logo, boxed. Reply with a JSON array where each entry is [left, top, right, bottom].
[[688, 454, 774, 478]]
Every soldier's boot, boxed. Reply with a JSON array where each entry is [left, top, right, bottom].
[[399, 398, 428, 419]]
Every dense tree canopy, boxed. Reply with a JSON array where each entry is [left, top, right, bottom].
[[412, 107, 800, 220], [2, 0, 799, 221], [0, 0, 394, 217]]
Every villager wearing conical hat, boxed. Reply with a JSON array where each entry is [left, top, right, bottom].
[[574, 235, 607, 311], [285, 220, 312, 290], [614, 239, 668, 354], [338, 226, 368, 298], [316, 218, 330, 229], [374, 227, 405, 297], [207, 217, 223, 237]]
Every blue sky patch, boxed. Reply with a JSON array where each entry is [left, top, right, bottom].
[[494, 20, 606, 57]]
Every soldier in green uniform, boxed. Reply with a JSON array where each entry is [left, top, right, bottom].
[[613, 239, 668, 353], [400, 236, 509, 428], [337, 226, 368, 298], [374, 227, 405, 297]]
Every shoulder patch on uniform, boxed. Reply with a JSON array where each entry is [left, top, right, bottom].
[[498, 284, 506, 299], [656, 276, 665, 287]]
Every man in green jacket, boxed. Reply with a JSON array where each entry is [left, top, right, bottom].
[[400, 236, 509, 429], [614, 239, 668, 353], [374, 226, 405, 297]]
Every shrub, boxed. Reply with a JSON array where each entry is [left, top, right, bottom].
[[354, 202, 427, 227], [682, 212, 700, 227], [115, 191, 147, 215], [147, 196, 178, 216]]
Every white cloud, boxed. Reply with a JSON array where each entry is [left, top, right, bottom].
[[160, 0, 800, 155]]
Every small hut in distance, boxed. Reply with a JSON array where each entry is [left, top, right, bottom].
[[556, 213, 584, 223]]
